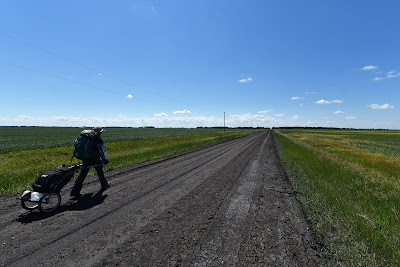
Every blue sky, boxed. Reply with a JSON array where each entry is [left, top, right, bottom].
[[1, 0, 400, 128]]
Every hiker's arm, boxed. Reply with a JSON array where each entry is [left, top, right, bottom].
[[96, 141, 109, 164]]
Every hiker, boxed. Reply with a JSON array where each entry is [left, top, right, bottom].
[[70, 127, 110, 197]]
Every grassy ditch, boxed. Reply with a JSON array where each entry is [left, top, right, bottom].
[[0, 130, 255, 196], [274, 130, 400, 266]]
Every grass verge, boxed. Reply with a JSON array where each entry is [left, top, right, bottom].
[[1, 131, 255, 196], [274, 130, 400, 266]]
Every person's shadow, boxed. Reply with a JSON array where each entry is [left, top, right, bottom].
[[17, 189, 108, 224]]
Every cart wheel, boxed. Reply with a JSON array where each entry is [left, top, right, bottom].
[[38, 192, 61, 213], [21, 199, 38, 210]]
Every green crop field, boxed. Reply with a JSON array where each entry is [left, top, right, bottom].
[[274, 128, 400, 266], [0, 127, 260, 196], [0, 127, 248, 154]]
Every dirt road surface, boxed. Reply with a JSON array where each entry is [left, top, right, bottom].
[[0, 130, 319, 266]]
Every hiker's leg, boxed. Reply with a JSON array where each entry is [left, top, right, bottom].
[[94, 165, 108, 187], [71, 167, 90, 194]]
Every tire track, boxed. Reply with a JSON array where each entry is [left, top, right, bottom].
[[188, 132, 270, 266]]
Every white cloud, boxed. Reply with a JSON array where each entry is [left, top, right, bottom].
[[229, 113, 278, 125], [316, 99, 343, 104], [258, 110, 272, 114], [230, 113, 256, 119], [369, 70, 400, 80], [126, 94, 134, 99], [387, 72, 400, 78], [305, 91, 318, 95], [345, 117, 357, 120], [291, 96, 304, 100], [306, 120, 316, 124], [18, 115, 33, 120], [361, 66, 400, 81], [361, 65, 378, 70], [368, 104, 394, 110], [334, 110, 344, 114], [292, 114, 299, 120], [173, 109, 191, 115], [276, 114, 285, 117], [4, 114, 221, 128], [154, 112, 168, 117], [53, 116, 68, 121], [238, 77, 253, 83]]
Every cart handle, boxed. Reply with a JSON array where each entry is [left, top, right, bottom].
[[77, 164, 104, 170]]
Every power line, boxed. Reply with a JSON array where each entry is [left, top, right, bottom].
[[1, 33, 193, 110], [0, 59, 183, 110], [4, 33, 181, 100], [0, 59, 120, 95]]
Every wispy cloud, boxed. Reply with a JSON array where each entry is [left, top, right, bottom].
[[258, 110, 272, 114], [387, 71, 396, 75], [305, 91, 318, 95], [154, 112, 168, 117], [361, 65, 378, 70], [126, 94, 134, 99], [368, 104, 394, 110], [387, 71, 400, 78], [173, 109, 191, 115], [238, 77, 253, 83], [292, 114, 300, 120], [291, 96, 304, 100], [316, 99, 343, 104], [229, 113, 278, 124], [345, 117, 357, 120], [364, 67, 400, 81], [276, 114, 285, 117], [334, 110, 344, 114]]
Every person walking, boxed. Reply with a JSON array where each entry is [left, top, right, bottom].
[[70, 127, 110, 198]]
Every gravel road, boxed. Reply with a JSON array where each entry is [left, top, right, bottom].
[[0, 130, 319, 266]]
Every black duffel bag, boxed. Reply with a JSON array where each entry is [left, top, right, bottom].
[[32, 165, 76, 193]]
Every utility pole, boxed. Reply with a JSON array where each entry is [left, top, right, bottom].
[[224, 112, 226, 132]]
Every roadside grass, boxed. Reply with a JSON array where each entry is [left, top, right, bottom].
[[0, 130, 255, 196], [274, 129, 400, 266]]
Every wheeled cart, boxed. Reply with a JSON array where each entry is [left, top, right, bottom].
[[19, 164, 100, 213]]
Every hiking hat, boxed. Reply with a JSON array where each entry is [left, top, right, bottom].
[[94, 126, 104, 133]]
